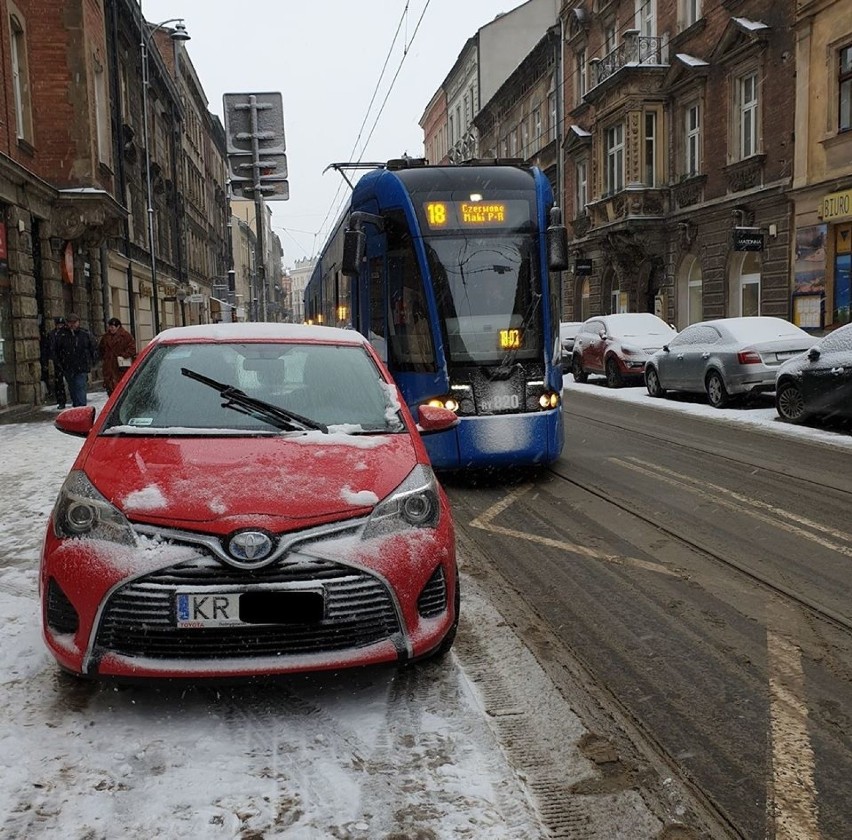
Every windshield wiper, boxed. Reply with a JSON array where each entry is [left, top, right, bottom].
[[181, 368, 328, 433], [491, 291, 542, 377]]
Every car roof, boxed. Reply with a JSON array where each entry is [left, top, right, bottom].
[[153, 322, 368, 345]]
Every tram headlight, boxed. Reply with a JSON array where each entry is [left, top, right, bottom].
[[426, 397, 460, 413], [538, 391, 560, 409]]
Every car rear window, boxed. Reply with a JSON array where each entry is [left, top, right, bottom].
[[725, 318, 810, 343]]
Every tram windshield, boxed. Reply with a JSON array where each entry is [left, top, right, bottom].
[[425, 235, 542, 366]]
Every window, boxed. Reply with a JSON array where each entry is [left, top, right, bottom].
[[510, 128, 518, 157], [605, 22, 617, 55], [9, 13, 33, 142], [580, 278, 591, 321], [576, 49, 587, 103], [605, 123, 624, 194], [644, 111, 657, 186], [686, 102, 701, 175], [635, 0, 656, 38], [683, 255, 703, 326], [448, 114, 454, 146], [520, 119, 529, 157], [840, 46, 852, 132], [94, 59, 111, 165], [548, 90, 557, 141], [575, 159, 588, 216], [533, 107, 542, 140], [738, 71, 759, 159], [682, 0, 701, 28]]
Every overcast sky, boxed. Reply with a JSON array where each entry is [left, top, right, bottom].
[[141, 1, 517, 268]]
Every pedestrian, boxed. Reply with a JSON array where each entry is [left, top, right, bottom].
[[98, 317, 137, 396], [46, 317, 68, 409], [54, 313, 97, 407]]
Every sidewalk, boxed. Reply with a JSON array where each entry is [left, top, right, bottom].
[[0, 392, 105, 426]]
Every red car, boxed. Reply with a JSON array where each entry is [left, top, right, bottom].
[[41, 323, 460, 680], [571, 313, 677, 387]]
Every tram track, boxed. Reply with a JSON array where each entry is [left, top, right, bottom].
[[546, 462, 852, 637]]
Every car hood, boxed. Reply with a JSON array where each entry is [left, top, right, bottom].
[[78, 433, 419, 531]]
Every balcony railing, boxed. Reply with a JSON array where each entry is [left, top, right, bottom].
[[590, 31, 667, 89]]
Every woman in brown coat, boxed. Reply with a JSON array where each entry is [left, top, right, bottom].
[[98, 318, 138, 395]]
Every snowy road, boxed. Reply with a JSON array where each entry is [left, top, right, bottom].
[[0, 396, 673, 840]]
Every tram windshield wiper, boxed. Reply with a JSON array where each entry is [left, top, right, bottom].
[[180, 368, 329, 433]]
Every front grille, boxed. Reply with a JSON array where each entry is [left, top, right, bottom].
[[94, 556, 400, 661], [417, 566, 447, 618], [47, 578, 79, 634]]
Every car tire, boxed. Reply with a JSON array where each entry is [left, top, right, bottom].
[[645, 365, 666, 398], [572, 355, 588, 383], [705, 370, 730, 408], [776, 380, 807, 424], [605, 357, 623, 388]]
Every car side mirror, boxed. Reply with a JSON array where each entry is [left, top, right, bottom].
[[54, 406, 96, 437], [416, 405, 459, 435], [662, 344, 670, 352], [808, 346, 821, 361], [599, 330, 607, 340]]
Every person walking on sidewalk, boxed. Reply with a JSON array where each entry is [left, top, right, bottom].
[[98, 317, 137, 396], [55, 313, 97, 407], [46, 317, 68, 409]]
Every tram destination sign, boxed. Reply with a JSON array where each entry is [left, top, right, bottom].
[[732, 227, 764, 252], [422, 200, 530, 230]]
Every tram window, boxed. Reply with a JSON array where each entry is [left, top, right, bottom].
[[386, 214, 436, 373], [369, 258, 387, 362]]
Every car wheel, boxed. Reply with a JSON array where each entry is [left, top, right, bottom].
[[605, 357, 623, 388], [705, 370, 730, 408], [776, 380, 806, 424], [572, 355, 588, 383], [645, 365, 665, 398]]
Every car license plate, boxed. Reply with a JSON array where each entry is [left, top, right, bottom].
[[175, 590, 324, 628]]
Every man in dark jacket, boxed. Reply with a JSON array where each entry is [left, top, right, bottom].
[[46, 317, 68, 409], [54, 313, 97, 407]]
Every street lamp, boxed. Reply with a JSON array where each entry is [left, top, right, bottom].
[[141, 17, 190, 335]]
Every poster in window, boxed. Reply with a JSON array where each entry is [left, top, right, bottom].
[[793, 295, 822, 329], [794, 225, 826, 295]]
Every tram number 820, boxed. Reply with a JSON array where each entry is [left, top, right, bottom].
[[480, 393, 521, 412]]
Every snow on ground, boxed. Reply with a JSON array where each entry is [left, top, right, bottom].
[[1, 382, 848, 839], [562, 372, 852, 450]]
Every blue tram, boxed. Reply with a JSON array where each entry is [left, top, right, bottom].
[[305, 157, 569, 470]]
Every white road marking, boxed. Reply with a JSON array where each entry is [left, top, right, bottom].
[[766, 631, 821, 840], [615, 457, 852, 558], [469, 484, 678, 576]]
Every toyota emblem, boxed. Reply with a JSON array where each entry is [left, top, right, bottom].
[[226, 530, 275, 569]]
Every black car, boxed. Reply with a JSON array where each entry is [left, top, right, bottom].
[[775, 323, 852, 423]]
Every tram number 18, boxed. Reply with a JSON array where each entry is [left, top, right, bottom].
[[498, 329, 522, 350]]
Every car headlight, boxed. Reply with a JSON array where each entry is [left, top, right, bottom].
[[362, 464, 441, 538], [53, 470, 136, 545]]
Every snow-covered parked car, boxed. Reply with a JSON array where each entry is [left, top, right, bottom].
[[41, 322, 460, 680]]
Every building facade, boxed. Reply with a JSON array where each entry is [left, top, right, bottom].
[[791, 0, 852, 330], [559, 0, 797, 330], [0, 0, 231, 410]]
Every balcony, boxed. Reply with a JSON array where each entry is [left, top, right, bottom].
[[587, 31, 668, 100]]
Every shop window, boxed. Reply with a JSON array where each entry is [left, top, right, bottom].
[[840, 46, 852, 132]]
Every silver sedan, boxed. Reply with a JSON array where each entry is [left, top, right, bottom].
[[644, 316, 813, 408]]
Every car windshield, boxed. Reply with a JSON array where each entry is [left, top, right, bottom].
[[426, 235, 542, 365], [102, 341, 404, 435]]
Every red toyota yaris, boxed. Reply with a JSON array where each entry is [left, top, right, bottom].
[[40, 323, 459, 680]]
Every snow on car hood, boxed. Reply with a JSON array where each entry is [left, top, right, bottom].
[[78, 433, 418, 531]]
